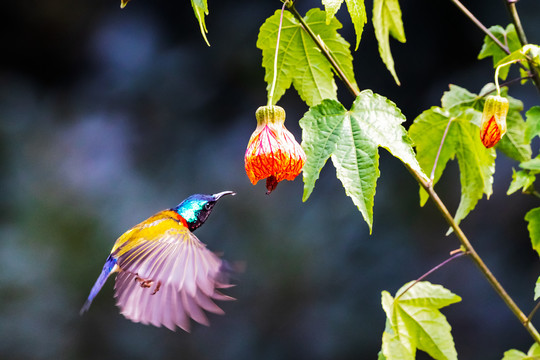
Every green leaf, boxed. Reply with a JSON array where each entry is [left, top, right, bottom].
[[381, 320, 415, 360], [525, 207, 540, 257], [507, 169, 536, 195], [409, 107, 496, 228], [502, 349, 528, 360], [441, 85, 528, 163], [497, 106, 531, 163], [191, 0, 210, 46], [525, 106, 540, 141], [496, 45, 540, 71], [257, 8, 358, 107], [502, 343, 540, 360], [535, 276, 540, 301], [520, 157, 540, 171], [441, 84, 482, 110], [381, 281, 461, 360], [321, 0, 367, 51], [300, 90, 426, 231], [345, 0, 367, 50], [478, 24, 521, 80], [372, 0, 405, 85], [529, 343, 540, 357], [322, 0, 343, 23]]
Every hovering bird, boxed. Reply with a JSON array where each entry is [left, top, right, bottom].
[[81, 191, 236, 332]]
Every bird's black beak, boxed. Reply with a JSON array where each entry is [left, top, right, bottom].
[[212, 191, 236, 201]]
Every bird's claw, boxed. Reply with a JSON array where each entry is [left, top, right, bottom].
[[135, 276, 153, 288], [135, 276, 161, 295]]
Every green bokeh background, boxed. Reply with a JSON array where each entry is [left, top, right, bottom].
[[1, 0, 540, 359]]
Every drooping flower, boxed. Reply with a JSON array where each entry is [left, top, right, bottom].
[[480, 95, 509, 148], [245, 105, 306, 194]]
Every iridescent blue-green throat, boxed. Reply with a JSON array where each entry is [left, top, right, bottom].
[[173, 191, 235, 231]]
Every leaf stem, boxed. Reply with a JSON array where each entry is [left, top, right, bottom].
[[396, 250, 466, 300], [268, 1, 289, 106], [289, 0, 540, 345], [504, 0, 540, 94], [287, 3, 360, 98], [430, 118, 454, 182]]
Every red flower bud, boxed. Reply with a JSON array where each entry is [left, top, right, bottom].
[[244, 105, 306, 194], [480, 95, 509, 148]]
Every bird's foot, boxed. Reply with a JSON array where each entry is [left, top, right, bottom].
[[135, 276, 161, 295]]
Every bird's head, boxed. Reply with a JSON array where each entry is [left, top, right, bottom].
[[173, 191, 235, 231]]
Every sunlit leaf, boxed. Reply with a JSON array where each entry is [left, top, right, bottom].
[[520, 157, 540, 171], [409, 106, 496, 229], [496, 45, 540, 70], [502, 343, 540, 360], [381, 281, 461, 360], [507, 169, 536, 195], [300, 90, 425, 231], [525, 106, 540, 141], [535, 276, 540, 301], [501, 349, 528, 360], [525, 207, 540, 257], [322, 0, 343, 23], [257, 8, 358, 107], [322, 0, 367, 51], [478, 24, 521, 80], [191, 0, 210, 46], [441, 84, 481, 110], [345, 0, 367, 50], [372, 0, 405, 85]]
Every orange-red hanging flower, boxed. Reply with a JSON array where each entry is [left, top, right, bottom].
[[480, 95, 509, 148], [245, 105, 306, 194]]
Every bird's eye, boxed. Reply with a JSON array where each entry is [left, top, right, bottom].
[[204, 203, 212, 210]]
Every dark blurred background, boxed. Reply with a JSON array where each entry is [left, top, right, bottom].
[[1, 0, 540, 359]]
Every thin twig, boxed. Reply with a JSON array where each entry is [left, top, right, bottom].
[[504, 0, 540, 94], [478, 76, 532, 97], [450, 0, 510, 54]]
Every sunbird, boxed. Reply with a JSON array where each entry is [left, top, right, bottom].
[[81, 191, 236, 332]]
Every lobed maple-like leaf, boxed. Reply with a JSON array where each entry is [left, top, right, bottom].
[[300, 90, 425, 232], [380, 281, 461, 360], [409, 106, 496, 229], [257, 8, 358, 107]]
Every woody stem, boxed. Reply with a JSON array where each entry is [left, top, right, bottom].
[[504, 0, 540, 94], [288, 0, 540, 345]]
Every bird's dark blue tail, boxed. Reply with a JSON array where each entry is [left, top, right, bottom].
[[80, 255, 117, 315]]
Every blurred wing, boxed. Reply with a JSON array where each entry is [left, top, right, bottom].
[[112, 212, 233, 331]]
